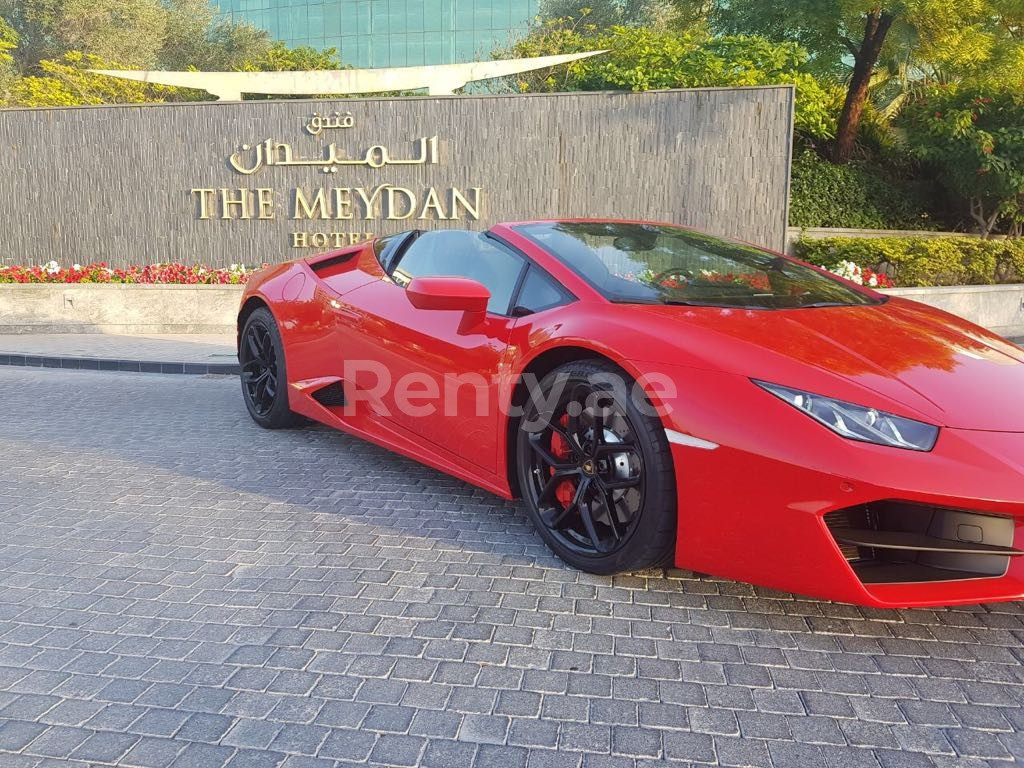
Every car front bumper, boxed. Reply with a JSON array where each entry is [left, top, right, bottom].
[[648, 364, 1024, 608]]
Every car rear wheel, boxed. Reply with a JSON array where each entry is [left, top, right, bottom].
[[516, 359, 677, 574], [239, 307, 302, 429]]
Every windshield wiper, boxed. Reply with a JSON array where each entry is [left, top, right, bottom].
[[662, 299, 773, 309], [797, 301, 853, 309]]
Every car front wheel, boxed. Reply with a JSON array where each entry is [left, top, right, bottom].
[[516, 359, 677, 574]]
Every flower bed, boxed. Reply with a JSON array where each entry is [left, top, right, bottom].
[[0, 261, 252, 285], [794, 236, 1024, 288], [826, 260, 894, 288]]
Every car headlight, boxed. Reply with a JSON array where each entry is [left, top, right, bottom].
[[754, 380, 939, 451]]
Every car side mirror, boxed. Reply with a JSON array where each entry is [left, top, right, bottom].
[[407, 276, 490, 314]]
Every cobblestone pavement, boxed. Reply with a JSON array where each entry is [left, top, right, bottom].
[[0, 367, 1022, 768]]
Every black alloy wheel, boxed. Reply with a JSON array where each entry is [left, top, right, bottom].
[[239, 307, 302, 429], [516, 359, 677, 573]]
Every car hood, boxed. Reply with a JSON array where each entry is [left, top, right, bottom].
[[633, 296, 1024, 431]]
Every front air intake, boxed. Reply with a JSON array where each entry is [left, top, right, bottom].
[[825, 502, 1022, 584]]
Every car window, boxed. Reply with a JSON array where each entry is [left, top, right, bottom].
[[373, 231, 416, 272], [513, 266, 572, 315], [514, 221, 881, 309], [389, 230, 527, 315]]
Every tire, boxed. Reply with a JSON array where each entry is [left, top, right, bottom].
[[515, 359, 677, 574], [239, 307, 303, 429]]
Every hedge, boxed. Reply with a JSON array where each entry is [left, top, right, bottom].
[[788, 150, 943, 230], [793, 236, 1024, 288]]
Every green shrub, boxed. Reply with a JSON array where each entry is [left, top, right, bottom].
[[788, 149, 943, 230], [794, 236, 1024, 287]]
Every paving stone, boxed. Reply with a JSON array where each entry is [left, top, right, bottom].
[[21, 725, 92, 758], [121, 737, 185, 768], [69, 731, 141, 762], [458, 714, 510, 745], [0, 368, 1022, 768]]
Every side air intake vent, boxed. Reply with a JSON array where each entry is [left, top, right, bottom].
[[309, 252, 356, 279], [311, 381, 346, 407], [825, 502, 1022, 584]]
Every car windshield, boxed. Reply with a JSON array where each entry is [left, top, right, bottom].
[[514, 221, 881, 309]]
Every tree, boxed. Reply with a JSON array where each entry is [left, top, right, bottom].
[[901, 86, 1024, 237], [160, 0, 272, 71], [237, 41, 341, 72], [0, 0, 168, 69], [0, 0, 343, 106], [8, 51, 190, 106], [0, 17, 17, 98], [538, 1, 680, 29], [1, 0, 291, 73], [505, 21, 836, 141], [708, 0, 1024, 164]]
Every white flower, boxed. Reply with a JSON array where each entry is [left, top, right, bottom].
[[868, 275, 878, 287], [72, 264, 82, 271], [829, 260, 865, 285], [43, 260, 60, 275]]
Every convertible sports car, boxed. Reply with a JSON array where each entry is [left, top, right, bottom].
[[238, 219, 1024, 608]]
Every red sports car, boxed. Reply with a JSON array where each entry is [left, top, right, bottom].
[[238, 219, 1024, 608]]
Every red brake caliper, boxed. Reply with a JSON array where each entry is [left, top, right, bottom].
[[550, 414, 576, 510]]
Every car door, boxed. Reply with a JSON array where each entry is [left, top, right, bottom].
[[339, 229, 528, 473]]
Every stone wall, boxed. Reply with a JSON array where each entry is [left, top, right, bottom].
[[0, 88, 794, 269]]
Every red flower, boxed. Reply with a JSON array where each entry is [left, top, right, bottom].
[[0, 262, 261, 285]]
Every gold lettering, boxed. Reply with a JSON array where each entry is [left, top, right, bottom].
[[354, 185, 387, 219], [417, 187, 448, 220], [331, 232, 347, 247], [191, 188, 216, 220], [294, 188, 330, 220], [451, 187, 482, 220], [290, 231, 308, 248], [386, 186, 416, 220], [332, 188, 353, 220], [220, 188, 251, 220], [311, 232, 329, 248], [256, 188, 275, 220]]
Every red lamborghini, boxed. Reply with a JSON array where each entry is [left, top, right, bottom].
[[238, 220, 1024, 608]]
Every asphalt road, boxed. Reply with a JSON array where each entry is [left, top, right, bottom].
[[0, 367, 1021, 767]]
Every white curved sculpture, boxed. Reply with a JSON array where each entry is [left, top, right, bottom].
[[91, 51, 607, 100]]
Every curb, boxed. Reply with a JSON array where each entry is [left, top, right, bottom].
[[0, 353, 240, 375]]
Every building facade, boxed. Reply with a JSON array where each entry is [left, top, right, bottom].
[[217, 0, 541, 68]]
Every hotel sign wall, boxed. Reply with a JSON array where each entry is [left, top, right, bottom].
[[0, 89, 794, 269], [193, 111, 483, 249]]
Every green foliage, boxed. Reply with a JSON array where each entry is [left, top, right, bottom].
[[0, 16, 16, 100], [160, 0, 272, 71], [538, 1, 680, 29], [507, 22, 836, 139], [0, 0, 339, 106], [0, 15, 15, 63], [237, 42, 341, 72], [795, 235, 1024, 286], [900, 85, 1024, 236], [703, 0, 1024, 162], [0, 0, 168, 69], [8, 52, 192, 106], [789, 149, 943, 229], [708, 0, 1024, 84]]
